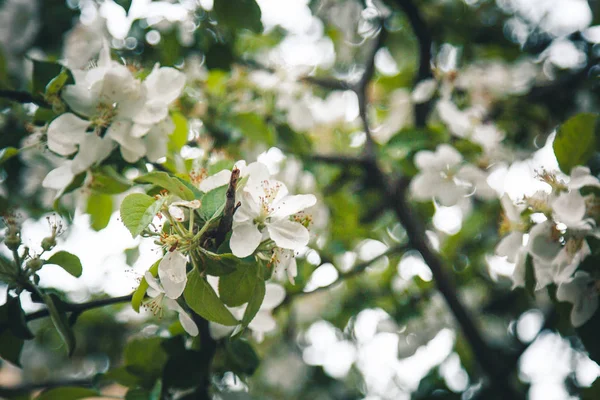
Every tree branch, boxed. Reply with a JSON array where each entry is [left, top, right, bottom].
[[388, 0, 433, 127], [0, 90, 49, 107], [24, 294, 133, 323]]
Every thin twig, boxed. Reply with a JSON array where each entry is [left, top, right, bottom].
[[215, 167, 240, 247], [0, 90, 49, 107], [24, 294, 133, 323], [294, 244, 407, 298], [389, 0, 433, 127], [0, 378, 95, 397]]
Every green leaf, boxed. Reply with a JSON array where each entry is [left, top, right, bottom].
[[31, 59, 63, 97], [42, 294, 76, 356], [219, 263, 261, 307], [135, 171, 195, 201], [0, 147, 18, 165], [213, 0, 263, 33], [205, 43, 234, 71], [101, 366, 142, 388], [86, 193, 113, 231], [120, 193, 166, 237], [46, 251, 83, 277], [184, 268, 239, 326], [4, 297, 34, 340], [225, 339, 260, 375], [0, 329, 23, 366], [124, 337, 168, 387], [45, 68, 74, 97], [201, 251, 238, 276], [131, 259, 160, 313], [242, 279, 265, 327], [36, 387, 99, 400], [277, 124, 312, 155], [231, 112, 276, 146], [89, 167, 132, 194], [553, 113, 598, 173], [169, 112, 188, 152], [199, 185, 227, 221]]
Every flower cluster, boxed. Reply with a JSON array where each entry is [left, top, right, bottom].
[[134, 160, 317, 337], [496, 166, 600, 326], [42, 44, 185, 195]]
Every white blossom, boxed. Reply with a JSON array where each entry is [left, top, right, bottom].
[[410, 144, 493, 206], [168, 199, 201, 222], [143, 251, 197, 336], [556, 271, 599, 328], [198, 160, 270, 193]]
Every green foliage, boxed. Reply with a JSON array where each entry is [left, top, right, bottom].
[[35, 387, 99, 400], [135, 171, 196, 201], [86, 193, 113, 231], [31, 59, 64, 97], [199, 185, 227, 221], [231, 112, 276, 146], [242, 279, 265, 327], [123, 337, 168, 388], [45, 251, 83, 277], [219, 263, 262, 307], [42, 293, 76, 356], [0, 147, 18, 166], [120, 193, 166, 237], [169, 112, 189, 153], [225, 339, 260, 375], [553, 113, 598, 173], [89, 167, 132, 194], [213, 0, 263, 33], [184, 268, 239, 326]]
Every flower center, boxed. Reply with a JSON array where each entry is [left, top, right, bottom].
[[91, 102, 118, 131]]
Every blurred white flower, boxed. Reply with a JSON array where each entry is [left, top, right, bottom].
[[411, 78, 437, 104], [198, 160, 270, 193], [410, 144, 493, 206], [557, 271, 598, 328]]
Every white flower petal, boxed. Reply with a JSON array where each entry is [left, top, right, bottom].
[[209, 322, 236, 339], [47, 113, 90, 155], [552, 191, 586, 227], [248, 310, 277, 333], [42, 162, 75, 193], [411, 78, 437, 103], [267, 219, 310, 250], [144, 65, 186, 105], [71, 134, 114, 174], [287, 257, 298, 285], [569, 166, 600, 190], [164, 298, 199, 336], [144, 271, 163, 293], [262, 283, 286, 309], [271, 194, 317, 219], [158, 250, 188, 299], [230, 222, 263, 258], [527, 221, 562, 263], [168, 205, 186, 221], [199, 170, 231, 192], [557, 272, 599, 327], [496, 232, 523, 263]]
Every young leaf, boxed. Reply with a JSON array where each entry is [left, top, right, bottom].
[[86, 193, 113, 231], [0, 147, 19, 165], [131, 259, 160, 313], [36, 387, 99, 400], [135, 171, 195, 201], [219, 263, 261, 307], [242, 280, 265, 327], [45, 251, 83, 277], [31, 59, 63, 97], [44, 68, 74, 97], [199, 185, 227, 220], [120, 193, 166, 237], [0, 329, 23, 367], [169, 112, 188, 152], [553, 113, 598, 173], [184, 269, 238, 326], [42, 294, 76, 356], [89, 167, 132, 194]]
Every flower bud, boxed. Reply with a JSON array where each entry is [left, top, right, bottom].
[[41, 236, 56, 252], [26, 257, 43, 272]]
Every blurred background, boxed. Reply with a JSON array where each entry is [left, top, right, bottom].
[[1, 0, 600, 399]]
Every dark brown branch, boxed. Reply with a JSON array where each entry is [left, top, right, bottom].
[[294, 244, 407, 298], [24, 294, 132, 323], [388, 0, 433, 127], [215, 167, 240, 247], [0, 90, 49, 107]]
